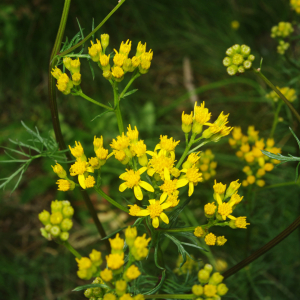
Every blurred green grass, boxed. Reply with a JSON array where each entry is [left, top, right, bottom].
[[1, 0, 300, 299]]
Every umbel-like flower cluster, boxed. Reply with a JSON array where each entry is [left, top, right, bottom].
[[194, 179, 249, 246], [270, 22, 294, 55], [79, 227, 149, 300], [192, 264, 228, 299], [266, 86, 297, 103], [51, 102, 233, 229], [51, 34, 153, 95], [229, 126, 281, 187], [39, 200, 74, 241], [223, 44, 255, 76], [290, 0, 300, 13], [197, 149, 217, 181]]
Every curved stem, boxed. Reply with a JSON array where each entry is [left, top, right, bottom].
[[48, 0, 109, 248], [254, 69, 300, 123], [119, 72, 141, 100], [269, 101, 283, 138], [113, 81, 124, 134], [222, 215, 300, 279], [63, 241, 82, 259], [76, 90, 113, 111], [58, 0, 126, 57], [175, 133, 196, 169], [94, 187, 129, 213]]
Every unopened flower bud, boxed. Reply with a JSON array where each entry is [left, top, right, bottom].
[[50, 225, 61, 237], [198, 269, 210, 284], [62, 205, 74, 218], [101, 34, 109, 51], [60, 231, 69, 241], [50, 212, 63, 224], [39, 210, 50, 225], [72, 72, 81, 85], [61, 218, 73, 231]]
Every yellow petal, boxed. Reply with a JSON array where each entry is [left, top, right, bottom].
[[137, 209, 150, 216], [181, 169, 187, 173], [170, 151, 175, 160], [160, 212, 169, 224], [146, 151, 155, 156], [154, 144, 161, 151], [164, 168, 170, 181], [78, 174, 86, 189], [87, 166, 94, 173], [149, 199, 156, 205], [161, 202, 171, 209], [152, 217, 159, 228], [228, 215, 236, 220], [139, 167, 147, 175], [215, 193, 222, 206], [177, 178, 189, 188], [160, 193, 167, 203], [119, 182, 128, 192], [147, 168, 155, 176], [119, 172, 127, 179], [134, 185, 143, 200], [188, 182, 194, 197], [139, 181, 154, 192]]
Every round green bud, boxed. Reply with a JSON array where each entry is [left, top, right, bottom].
[[103, 70, 112, 80], [123, 58, 132, 72], [198, 269, 210, 284], [229, 219, 237, 229], [192, 284, 203, 296], [209, 272, 224, 285], [92, 287, 103, 297], [244, 60, 252, 69], [50, 212, 63, 224], [241, 45, 251, 56], [50, 225, 61, 237], [45, 224, 52, 232], [222, 57, 232, 67], [217, 283, 228, 296], [182, 123, 192, 133], [232, 44, 241, 53], [238, 66, 245, 73], [60, 232, 69, 241], [100, 34, 109, 51], [227, 65, 238, 76], [192, 122, 203, 135], [92, 277, 102, 284], [38, 210, 50, 225], [61, 218, 73, 231], [204, 264, 213, 273], [62, 206, 74, 218], [248, 54, 255, 61], [225, 47, 234, 56], [232, 53, 244, 65], [62, 200, 70, 206], [51, 200, 63, 212]]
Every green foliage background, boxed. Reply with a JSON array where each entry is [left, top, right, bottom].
[[1, 0, 300, 299]]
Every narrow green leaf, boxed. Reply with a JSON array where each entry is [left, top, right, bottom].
[[143, 270, 166, 295], [88, 59, 95, 80], [11, 168, 25, 194], [261, 150, 300, 162], [295, 162, 300, 182], [91, 18, 95, 43], [121, 89, 138, 98], [91, 110, 112, 122], [289, 127, 300, 149], [0, 160, 28, 163], [2, 147, 30, 158], [164, 233, 186, 267], [180, 242, 206, 251], [8, 139, 41, 153], [154, 244, 165, 270], [73, 283, 109, 292]]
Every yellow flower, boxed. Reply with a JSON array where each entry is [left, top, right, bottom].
[[100, 34, 109, 51], [194, 226, 205, 238], [89, 249, 102, 264], [155, 135, 180, 157], [225, 179, 241, 198], [136, 41, 146, 56], [159, 168, 183, 201], [76, 257, 92, 270], [100, 268, 113, 282], [110, 133, 130, 150], [125, 265, 141, 280], [204, 284, 217, 297], [217, 283, 229, 296], [127, 124, 139, 142], [69, 159, 94, 189], [93, 136, 103, 151], [216, 236, 227, 246], [103, 294, 116, 300], [165, 190, 180, 208], [134, 234, 151, 248], [70, 58, 80, 74], [194, 101, 211, 125], [51, 66, 62, 79], [228, 192, 243, 205], [112, 66, 124, 79], [192, 285, 203, 296], [247, 175, 256, 184], [120, 294, 133, 300], [119, 167, 154, 200], [109, 233, 125, 252], [264, 163, 274, 171], [147, 151, 175, 179], [136, 195, 172, 228], [204, 203, 216, 217], [106, 253, 124, 270], [100, 54, 110, 67], [51, 163, 67, 178], [116, 280, 127, 295], [128, 204, 141, 216], [231, 20, 240, 30], [182, 111, 193, 125], [69, 141, 84, 158], [131, 140, 147, 157], [215, 194, 234, 220], [56, 179, 74, 191], [85, 175, 95, 188], [232, 126, 242, 140], [229, 216, 250, 229], [205, 233, 216, 246], [213, 179, 226, 195], [120, 39, 132, 56], [113, 49, 126, 67], [178, 166, 202, 196], [140, 49, 153, 62]]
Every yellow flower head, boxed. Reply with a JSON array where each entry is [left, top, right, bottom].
[[264, 163, 274, 172], [128, 204, 141, 216], [192, 285, 203, 296], [113, 49, 126, 67], [103, 294, 116, 300], [109, 233, 125, 251], [216, 236, 227, 246], [120, 39, 132, 56], [69, 160, 87, 176], [147, 152, 175, 178], [166, 190, 180, 208], [235, 216, 250, 228], [100, 34, 109, 50], [204, 202, 216, 217], [69, 141, 84, 158], [157, 135, 180, 153], [125, 265, 141, 280], [114, 150, 126, 162], [89, 249, 102, 263], [231, 20, 240, 30], [132, 140, 147, 157], [112, 66, 124, 79], [213, 180, 226, 194], [120, 294, 133, 300], [194, 226, 205, 238], [93, 136, 103, 150], [194, 101, 211, 125], [217, 283, 229, 296], [106, 253, 124, 270], [125, 226, 137, 239], [76, 257, 92, 270], [187, 152, 201, 164], [72, 72, 81, 85], [232, 126, 242, 140], [100, 268, 113, 282], [229, 192, 243, 205], [116, 279, 127, 293], [100, 54, 110, 67], [51, 163, 66, 178], [96, 147, 108, 160], [85, 175, 95, 188], [70, 58, 80, 73], [136, 41, 146, 56], [218, 203, 233, 220], [119, 167, 154, 200], [110, 133, 130, 150], [56, 179, 71, 191], [50, 212, 63, 224], [204, 284, 217, 297], [182, 111, 193, 125], [159, 168, 179, 199], [88, 157, 100, 169], [51, 66, 63, 80], [178, 166, 203, 196], [140, 49, 153, 62], [132, 56, 140, 67], [205, 233, 216, 246], [127, 124, 139, 141], [134, 233, 151, 248]]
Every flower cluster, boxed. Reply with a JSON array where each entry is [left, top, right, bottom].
[[229, 126, 281, 187], [174, 254, 198, 275], [223, 44, 255, 75], [76, 249, 103, 280], [194, 179, 249, 246], [196, 149, 217, 181], [270, 22, 294, 55], [81, 227, 149, 300], [192, 264, 228, 299], [290, 0, 300, 13], [39, 200, 74, 241], [266, 86, 297, 103]]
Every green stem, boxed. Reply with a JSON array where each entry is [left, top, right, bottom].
[[48, 0, 109, 248], [156, 227, 195, 233], [58, 0, 126, 57], [113, 81, 124, 134], [254, 68, 300, 123], [76, 91, 113, 111], [63, 241, 82, 259], [188, 140, 209, 154], [223, 214, 300, 279], [258, 180, 299, 190], [119, 72, 141, 100], [269, 101, 283, 138], [143, 294, 194, 299], [176, 134, 196, 169], [94, 187, 129, 213]]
